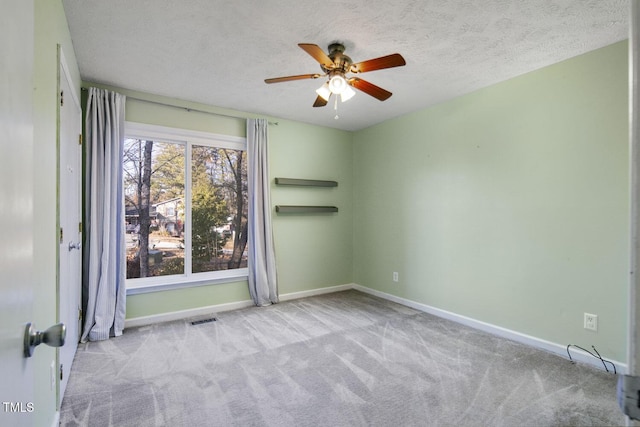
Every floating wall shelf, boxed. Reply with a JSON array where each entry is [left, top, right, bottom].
[[275, 178, 338, 187], [275, 205, 338, 214]]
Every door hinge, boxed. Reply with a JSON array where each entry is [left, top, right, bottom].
[[78, 307, 82, 321], [59, 227, 64, 244], [60, 90, 64, 107], [60, 363, 64, 381], [79, 222, 83, 233], [78, 134, 82, 145], [618, 375, 640, 420]]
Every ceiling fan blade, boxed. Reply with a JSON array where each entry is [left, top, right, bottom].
[[265, 74, 322, 84], [298, 43, 334, 68], [349, 78, 392, 101], [351, 53, 406, 73], [313, 94, 329, 107]]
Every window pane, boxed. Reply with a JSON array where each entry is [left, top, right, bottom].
[[191, 146, 248, 273], [124, 138, 185, 278]]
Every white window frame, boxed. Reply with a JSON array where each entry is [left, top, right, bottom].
[[124, 122, 248, 295]]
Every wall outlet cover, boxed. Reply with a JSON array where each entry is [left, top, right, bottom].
[[584, 313, 598, 331]]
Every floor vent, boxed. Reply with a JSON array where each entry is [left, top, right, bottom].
[[190, 317, 217, 325]]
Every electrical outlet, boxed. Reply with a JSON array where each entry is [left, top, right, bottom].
[[584, 313, 598, 331], [393, 272, 399, 282]]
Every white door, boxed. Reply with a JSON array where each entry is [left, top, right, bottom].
[[58, 50, 82, 404], [0, 0, 36, 426]]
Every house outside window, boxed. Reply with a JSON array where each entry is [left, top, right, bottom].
[[124, 122, 248, 292]]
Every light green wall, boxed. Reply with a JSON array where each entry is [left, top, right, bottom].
[[126, 282, 252, 318], [34, 0, 82, 425], [353, 41, 629, 362], [270, 120, 354, 294], [84, 87, 354, 318]]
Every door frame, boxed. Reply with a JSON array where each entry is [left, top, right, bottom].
[[629, 1, 640, 425], [57, 46, 82, 408]]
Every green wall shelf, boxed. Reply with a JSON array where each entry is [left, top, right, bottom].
[[275, 205, 338, 214], [275, 178, 338, 187]]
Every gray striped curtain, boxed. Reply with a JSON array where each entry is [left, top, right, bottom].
[[247, 118, 278, 306], [81, 87, 127, 341]]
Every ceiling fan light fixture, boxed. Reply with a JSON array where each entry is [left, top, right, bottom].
[[315, 82, 331, 101], [340, 85, 356, 102], [265, 43, 406, 108], [328, 75, 347, 94]]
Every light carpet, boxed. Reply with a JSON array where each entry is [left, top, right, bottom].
[[59, 290, 624, 426]]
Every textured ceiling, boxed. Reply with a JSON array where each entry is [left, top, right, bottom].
[[61, 0, 628, 131]]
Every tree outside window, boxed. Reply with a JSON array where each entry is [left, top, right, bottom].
[[123, 131, 248, 284]]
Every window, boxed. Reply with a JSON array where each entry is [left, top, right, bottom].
[[124, 122, 248, 292]]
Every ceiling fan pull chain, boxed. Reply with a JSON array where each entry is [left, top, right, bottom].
[[334, 96, 339, 120]]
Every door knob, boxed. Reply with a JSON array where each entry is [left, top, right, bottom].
[[68, 241, 81, 251], [23, 322, 66, 358]]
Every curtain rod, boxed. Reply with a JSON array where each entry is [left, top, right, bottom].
[[80, 87, 278, 125]]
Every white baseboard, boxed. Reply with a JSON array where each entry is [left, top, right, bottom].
[[352, 284, 627, 374], [51, 411, 60, 427], [125, 283, 353, 329], [278, 283, 353, 302]]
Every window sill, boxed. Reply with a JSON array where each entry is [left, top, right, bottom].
[[126, 269, 248, 295]]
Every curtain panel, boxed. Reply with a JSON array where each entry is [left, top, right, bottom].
[[247, 118, 278, 306], [82, 87, 127, 341]]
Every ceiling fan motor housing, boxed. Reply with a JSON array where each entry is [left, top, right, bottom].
[[322, 43, 353, 75]]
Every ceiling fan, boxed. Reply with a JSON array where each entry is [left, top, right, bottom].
[[264, 43, 406, 108]]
